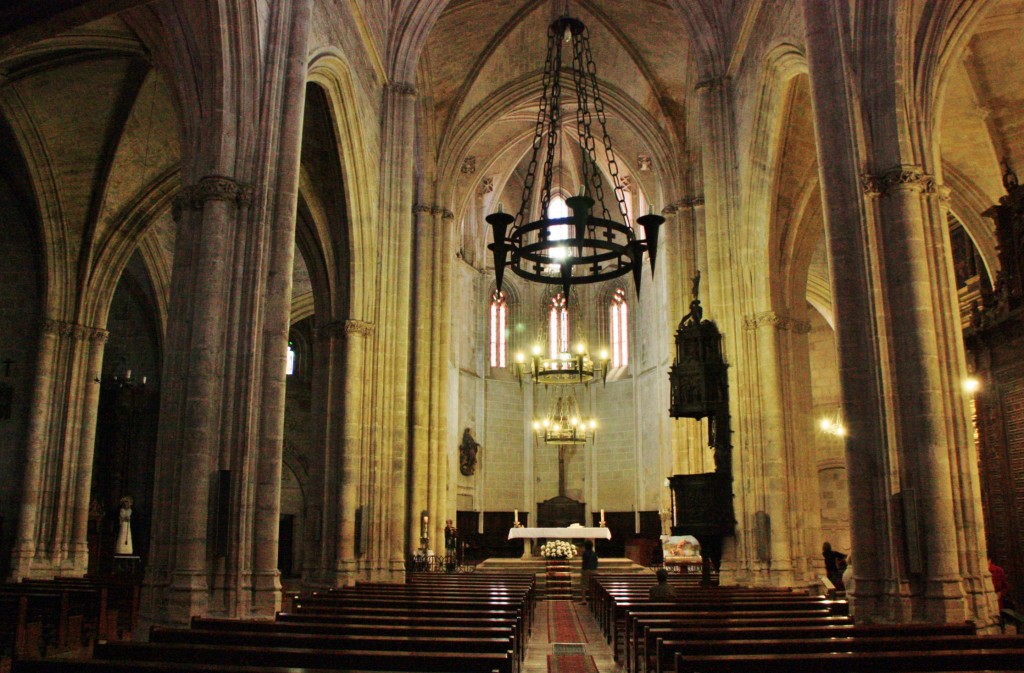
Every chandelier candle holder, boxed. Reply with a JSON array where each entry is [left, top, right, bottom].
[[486, 15, 664, 298], [514, 344, 610, 386], [533, 394, 596, 445]]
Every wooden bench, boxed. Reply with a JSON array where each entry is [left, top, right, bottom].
[[660, 634, 1024, 673], [674, 646, 1024, 673], [0, 595, 43, 662], [93, 640, 514, 673], [626, 612, 852, 671], [15, 662, 504, 673], [191, 616, 523, 661], [1002, 607, 1024, 633], [644, 622, 975, 673], [150, 626, 518, 671], [609, 599, 844, 656]]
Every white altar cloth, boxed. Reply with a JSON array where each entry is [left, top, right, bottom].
[[507, 526, 611, 540]]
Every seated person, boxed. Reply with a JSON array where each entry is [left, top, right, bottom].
[[649, 568, 678, 600]]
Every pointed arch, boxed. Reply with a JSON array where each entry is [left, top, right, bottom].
[[307, 50, 381, 322]]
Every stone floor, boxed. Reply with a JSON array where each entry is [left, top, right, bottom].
[[523, 601, 620, 673]]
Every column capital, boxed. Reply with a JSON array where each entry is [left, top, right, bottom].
[[41, 319, 108, 341], [412, 204, 454, 219], [387, 81, 417, 97], [175, 175, 257, 213], [862, 165, 936, 197], [315, 319, 376, 341], [694, 75, 730, 92], [663, 195, 705, 214], [743, 311, 810, 333]]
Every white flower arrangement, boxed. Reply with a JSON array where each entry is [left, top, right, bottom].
[[539, 539, 577, 560]]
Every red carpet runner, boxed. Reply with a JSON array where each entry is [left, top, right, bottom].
[[547, 601, 588, 643], [548, 645, 599, 673]]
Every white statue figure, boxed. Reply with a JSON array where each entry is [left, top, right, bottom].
[[115, 496, 133, 556]]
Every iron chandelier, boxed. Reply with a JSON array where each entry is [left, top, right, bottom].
[[486, 15, 664, 298]]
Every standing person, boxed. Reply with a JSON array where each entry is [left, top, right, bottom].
[[580, 540, 598, 604], [822, 542, 847, 590], [444, 519, 458, 557], [650, 568, 678, 599], [989, 555, 1010, 610]]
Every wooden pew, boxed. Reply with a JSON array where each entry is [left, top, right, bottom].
[[294, 595, 530, 635], [93, 640, 515, 673], [649, 623, 977, 673], [0, 588, 74, 656], [674, 645, 1024, 673], [192, 615, 523, 662], [626, 612, 852, 672], [609, 598, 844, 656], [660, 634, 1024, 673], [15, 662, 466, 673], [149, 626, 518, 671], [0, 595, 43, 662]]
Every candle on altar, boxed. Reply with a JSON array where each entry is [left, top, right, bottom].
[[600, 509, 605, 522], [514, 509, 519, 524]]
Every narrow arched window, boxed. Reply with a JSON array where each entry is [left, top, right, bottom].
[[286, 341, 296, 376], [549, 293, 569, 358], [547, 195, 570, 243], [610, 288, 628, 368], [490, 290, 508, 368]]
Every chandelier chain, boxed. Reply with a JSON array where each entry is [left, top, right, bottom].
[[571, 32, 609, 221], [539, 28, 563, 236], [517, 22, 560, 232], [579, 25, 630, 224]]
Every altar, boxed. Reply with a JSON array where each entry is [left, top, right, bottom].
[[507, 526, 611, 558], [507, 526, 611, 540]]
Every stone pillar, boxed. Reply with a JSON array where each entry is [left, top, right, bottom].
[[135, 0, 313, 626], [409, 205, 433, 553], [805, 0, 993, 623], [338, 319, 372, 581], [11, 320, 108, 579], [165, 177, 255, 625], [250, 0, 312, 615], [369, 80, 417, 578], [780, 317, 822, 581], [742, 312, 796, 586], [803, 0, 897, 621]]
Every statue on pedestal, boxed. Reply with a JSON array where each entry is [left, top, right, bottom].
[[115, 496, 133, 556]]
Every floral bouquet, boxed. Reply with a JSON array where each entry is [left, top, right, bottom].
[[539, 539, 577, 560]]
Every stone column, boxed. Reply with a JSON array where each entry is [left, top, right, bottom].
[[409, 205, 433, 552], [933, 186, 996, 624], [249, 0, 312, 615], [372, 81, 417, 577], [780, 317, 822, 581], [69, 329, 109, 574], [742, 312, 796, 586], [338, 319, 372, 581], [165, 177, 255, 625], [863, 167, 966, 622], [428, 208, 453, 552], [11, 320, 108, 579], [803, 0, 896, 621]]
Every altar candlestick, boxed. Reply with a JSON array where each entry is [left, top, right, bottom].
[[514, 509, 519, 524]]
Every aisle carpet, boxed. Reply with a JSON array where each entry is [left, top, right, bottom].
[[548, 601, 588, 643], [548, 644, 599, 673]]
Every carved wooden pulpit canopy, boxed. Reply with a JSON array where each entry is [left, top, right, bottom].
[[667, 274, 735, 584]]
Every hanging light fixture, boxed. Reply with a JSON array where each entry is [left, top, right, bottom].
[[513, 342, 610, 386], [486, 15, 664, 298], [532, 394, 596, 445]]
